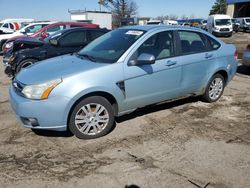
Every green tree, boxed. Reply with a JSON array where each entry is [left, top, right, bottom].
[[99, 0, 138, 27], [209, 0, 227, 15]]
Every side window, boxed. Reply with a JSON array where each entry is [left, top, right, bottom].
[[89, 30, 106, 41], [137, 31, 174, 60], [178, 31, 206, 54], [59, 31, 86, 46], [9, 23, 15, 29], [2, 23, 8, 28], [46, 25, 66, 34], [206, 35, 221, 50], [25, 25, 43, 34]]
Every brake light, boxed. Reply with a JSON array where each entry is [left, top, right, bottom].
[[246, 45, 250, 51], [234, 51, 238, 60]]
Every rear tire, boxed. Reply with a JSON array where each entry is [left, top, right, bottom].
[[202, 74, 225, 103], [69, 96, 115, 139], [16, 58, 37, 74]]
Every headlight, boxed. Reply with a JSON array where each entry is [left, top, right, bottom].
[[22, 78, 62, 100], [4, 41, 14, 49], [214, 27, 220, 30]]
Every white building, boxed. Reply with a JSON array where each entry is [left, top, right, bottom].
[[69, 10, 112, 29]]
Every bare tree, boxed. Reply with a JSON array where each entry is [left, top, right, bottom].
[[99, 0, 138, 27]]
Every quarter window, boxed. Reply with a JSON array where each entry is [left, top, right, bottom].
[[206, 36, 221, 50], [178, 31, 206, 54], [137, 31, 174, 60]]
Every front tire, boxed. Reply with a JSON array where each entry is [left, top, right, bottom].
[[202, 74, 225, 103], [69, 96, 115, 139], [16, 58, 37, 74]]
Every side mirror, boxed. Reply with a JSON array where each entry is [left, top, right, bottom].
[[128, 53, 155, 66], [49, 39, 58, 46]]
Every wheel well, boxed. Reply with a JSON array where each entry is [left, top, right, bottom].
[[215, 70, 228, 83], [67, 91, 118, 126]]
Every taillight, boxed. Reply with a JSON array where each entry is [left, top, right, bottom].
[[246, 45, 250, 51], [234, 51, 238, 60]]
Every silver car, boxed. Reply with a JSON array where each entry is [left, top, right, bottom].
[[9, 25, 238, 139]]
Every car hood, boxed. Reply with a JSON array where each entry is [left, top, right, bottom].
[[15, 54, 108, 85], [15, 37, 44, 46]]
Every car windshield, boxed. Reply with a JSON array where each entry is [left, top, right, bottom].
[[246, 19, 250, 23], [78, 29, 146, 64], [215, 19, 231, 26], [0, 23, 3, 27]]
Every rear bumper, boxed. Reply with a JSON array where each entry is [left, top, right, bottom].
[[9, 85, 70, 131]]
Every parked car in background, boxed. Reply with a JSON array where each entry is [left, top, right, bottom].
[[3, 27, 108, 76], [2, 22, 99, 54], [207, 14, 233, 37], [242, 44, 250, 68], [200, 20, 207, 30], [9, 25, 238, 139], [231, 18, 240, 32], [237, 17, 250, 32], [163, 20, 178, 25], [0, 18, 34, 34], [0, 22, 54, 52], [146, 20, 162, 25]]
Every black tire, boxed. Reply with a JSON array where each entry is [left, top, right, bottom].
[[202, 74, 225, 103], [69, 96, 115, 139], [16, 58, 37, 74]]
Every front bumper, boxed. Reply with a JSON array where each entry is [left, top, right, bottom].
[[212, 30, 233, 37], [9, 85, 71, 131]]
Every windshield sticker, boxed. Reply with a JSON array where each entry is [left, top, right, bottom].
[[125, 30, 143, 36]]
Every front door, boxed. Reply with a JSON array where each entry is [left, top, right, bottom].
[[123, 30, 182, 110]]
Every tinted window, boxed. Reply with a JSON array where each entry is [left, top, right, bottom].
[[59, 30, 86, 46], [89, 30, 107, 41], [178, 31, 206, 54], [206, 36, 221, 50], [137, 31, 174, 60], [78, 29, 145, 64]]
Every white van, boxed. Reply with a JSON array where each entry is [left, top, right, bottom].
[[237, 17, 250, 32], [206, 14, 233, 37], [0, 18, 34, 34]]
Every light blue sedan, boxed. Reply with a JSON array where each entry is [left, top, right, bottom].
[[9, 25, 238, 139]]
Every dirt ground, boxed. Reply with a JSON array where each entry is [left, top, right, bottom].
[[0, 33, 250, 188]]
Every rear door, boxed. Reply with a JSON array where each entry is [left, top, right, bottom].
[[176, 30, 217, 95]]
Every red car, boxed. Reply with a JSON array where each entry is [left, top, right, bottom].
[[2, 22, 99, 53]]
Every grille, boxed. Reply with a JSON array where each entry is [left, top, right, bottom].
[[220, 28, 230, 32]]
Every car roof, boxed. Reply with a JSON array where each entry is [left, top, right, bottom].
[[119, 25, 203, 32]]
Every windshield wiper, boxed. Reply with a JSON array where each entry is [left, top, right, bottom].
[[77, 53, 96, 62]]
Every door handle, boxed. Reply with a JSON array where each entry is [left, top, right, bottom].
[[205, 53, 213, 59], [166, 60, 177, 66]]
